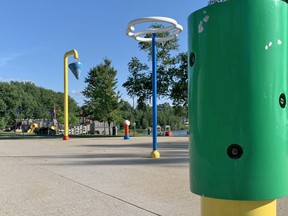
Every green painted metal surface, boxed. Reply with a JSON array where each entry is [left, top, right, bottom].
[[188, 0, 288, 200]]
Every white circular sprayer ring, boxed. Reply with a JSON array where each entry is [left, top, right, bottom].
[[126, 16, 183, 42]]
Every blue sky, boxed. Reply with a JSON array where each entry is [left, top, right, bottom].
[[0, 0, 206, 105]]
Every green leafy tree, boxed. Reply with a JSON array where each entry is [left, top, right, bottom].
[[170, 52, 188, 109], [123, 57, 150, 108], [158, 103, 174, 127], [82, 58, 121, 135], [115, 99, 133, 130], [136, 104, 152, 129], [208, 0, 227, 4], [0, 81, 79, 129], [138, 24, 180, 98], [157, 103, 187, 130]]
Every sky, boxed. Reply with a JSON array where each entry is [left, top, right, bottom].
[[0, 0, 207, 106]]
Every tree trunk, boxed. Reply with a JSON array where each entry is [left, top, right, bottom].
[[108, 121, 111, 135]]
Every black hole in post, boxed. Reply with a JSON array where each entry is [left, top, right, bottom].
[[190, 52, 195, 67], [279, 93, 286, 108], [227, 144, 243, 159]]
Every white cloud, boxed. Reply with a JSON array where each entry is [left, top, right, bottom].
[[70, 90, 83, 96], [0, 48, 47, 67], [0, 53, 26, 67], [70, 90, 85, 106]]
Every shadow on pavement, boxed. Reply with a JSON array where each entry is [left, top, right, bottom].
[[50, 157, 189, 166], [78, 142, 188, 150], [34, 151, 189, 166]]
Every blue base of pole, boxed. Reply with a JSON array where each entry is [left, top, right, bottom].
[[124, 135, 130, 140]]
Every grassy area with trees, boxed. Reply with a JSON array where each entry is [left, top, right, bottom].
[[0, 81, 78, 130]]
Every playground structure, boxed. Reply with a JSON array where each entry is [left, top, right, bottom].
[[27, 123, 38, 133], [7, 117, 115, 136], [156, 125, 162, 136], [155, 125, 172, 136], [58, 120, 114, 136], [78, 119, 112, 135], [126, 16, 183, 158], [6, 119, 58, 135], [188, 0, 288, 215], [164, 125, 172, 136]]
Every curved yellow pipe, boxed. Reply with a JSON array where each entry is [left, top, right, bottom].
[[63, 49, 79, 140]]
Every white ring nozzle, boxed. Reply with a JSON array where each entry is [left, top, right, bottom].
[[126, 16, 183, 43]]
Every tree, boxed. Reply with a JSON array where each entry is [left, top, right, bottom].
[[0, 81, 79, 129], [135, 103, 152, 129], [82, 58, 121, 135], [122, 57, 150, 108], [170, 52, 188, 109], [114, 99, 133, 129], [138, 24, 180, 98], [208, 0, 227, 4], [157, 103, 186, 130]]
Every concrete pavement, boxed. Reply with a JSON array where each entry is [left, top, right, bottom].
[[0, 136, 286, 215]]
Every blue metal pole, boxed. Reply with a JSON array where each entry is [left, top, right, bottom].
[[152, 33, 157, 151]]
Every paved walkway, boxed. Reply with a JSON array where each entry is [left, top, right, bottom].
[[0, 137, 286, 215]]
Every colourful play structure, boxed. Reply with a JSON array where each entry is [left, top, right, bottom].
[[123, 120, 130, 140], [155, 125, 173, 136], [164, 125, 172, 136], [188, 0, 288, 215], [27, 123, 38, 133], [7, 119, 58, 135]]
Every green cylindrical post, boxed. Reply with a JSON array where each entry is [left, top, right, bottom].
[[188, 0, 288, 208]]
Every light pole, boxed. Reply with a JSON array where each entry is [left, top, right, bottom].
[[151, 32, 158, 155], [132, 96, 136, 137], [63, 49, 82, 140], [126, 17, 183, 158]]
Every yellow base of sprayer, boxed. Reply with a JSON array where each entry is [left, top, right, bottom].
[[201, 197, 276, 216], [150, 150, 160, 158]]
